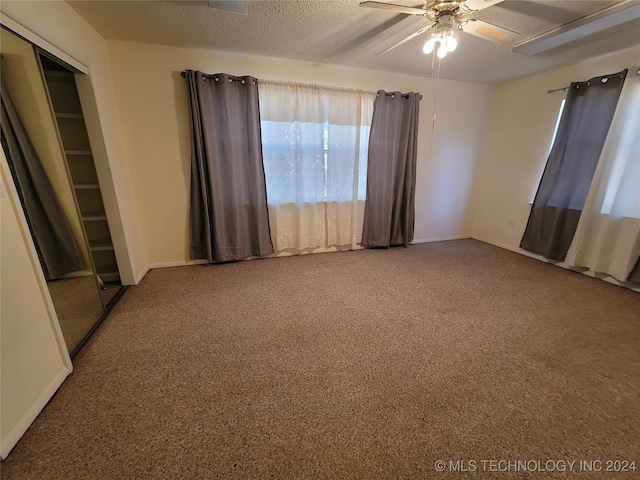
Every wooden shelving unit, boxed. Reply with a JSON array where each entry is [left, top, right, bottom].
[[43, 68, 120, 283]]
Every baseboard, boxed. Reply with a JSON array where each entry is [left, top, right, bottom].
[[411, 235, 470, 244], [148, 238, 472, 268], [133, 265, 150, 284], [135, 260, 208, 279], [0, 365, 71, 459], [149, 259, 208, 270], [473, 238, 535, 256], [474, 237, 640, 293]]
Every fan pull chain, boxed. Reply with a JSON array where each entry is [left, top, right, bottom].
[[428, 55, 442, 161]]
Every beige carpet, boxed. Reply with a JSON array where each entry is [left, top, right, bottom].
[[3, 239, 639, 479]]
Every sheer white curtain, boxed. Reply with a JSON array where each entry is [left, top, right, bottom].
[[565, 72, 640, 281], [259, 81, 375, 252]]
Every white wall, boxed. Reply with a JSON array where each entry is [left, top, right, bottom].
[[472, 46, 640, 254], [0, 152, 72, 459], [105, 40, 494, 266]]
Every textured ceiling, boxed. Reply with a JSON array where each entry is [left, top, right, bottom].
[[65, 0, 640, 84]]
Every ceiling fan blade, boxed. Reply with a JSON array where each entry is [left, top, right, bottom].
[[360, 1, 427, 16], [462, 0, 505, 13], [208, 0, 248, 14], [378, 24, 435, 54], [460, 18, 518, 43]]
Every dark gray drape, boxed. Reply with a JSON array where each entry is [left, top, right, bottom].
[[1, 80, 85, 280], [520, 70, 627, 260], [361, 90, 420, 247], [186, 71, 273, 262]]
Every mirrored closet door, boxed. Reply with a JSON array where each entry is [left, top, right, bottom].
[[1, 26, 123, 356]]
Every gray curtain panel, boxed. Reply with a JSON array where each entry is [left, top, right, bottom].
[[1, 81, 85, 280], [520, 70, 627, 260], [185, 71, 273, 262], [361, 90, 420, 247]]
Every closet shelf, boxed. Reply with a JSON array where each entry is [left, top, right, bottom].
[[96, 271, 120, 282], [56, 113, 84, 119], [65, 150, 93, 156], [73, 183, 100, 190], [81, 213, 108, 221], [44, 70, 74, 79], [90, 241, 114, 252]]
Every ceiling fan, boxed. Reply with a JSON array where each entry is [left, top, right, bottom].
[[360, 0, 518, 57]]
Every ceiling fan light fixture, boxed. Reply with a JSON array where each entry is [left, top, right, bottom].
[[445, 36, 458, 51], [437, 43, 449, 58], [423, 37, 437, 54], [423, 21, 458, 58], [362, 1, 512, 55]]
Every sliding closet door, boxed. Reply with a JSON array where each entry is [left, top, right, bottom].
[[1, 21, 78, 460], [0, 26, 110, 356]]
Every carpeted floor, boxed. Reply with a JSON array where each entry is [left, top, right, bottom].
[[2, 239, 639, 479]]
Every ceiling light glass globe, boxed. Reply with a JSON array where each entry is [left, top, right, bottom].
[[437, 44, 448, 58], [446, 37, 458, 51], [423, 38, 436, 54]]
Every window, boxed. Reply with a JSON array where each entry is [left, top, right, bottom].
[[597, 79, 640, 218], [560, 70, 639, 282], [258, 81, 375, 251], [259, 82, 373, 205], [531, 99, 565, 203]]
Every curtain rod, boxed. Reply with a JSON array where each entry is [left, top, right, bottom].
[[547, 86, 571, 94], [260, 79, 422, 100], [379, 91, 423, 100], [180, 71, 249, 80], [181, 71, 374, 94], [180, 71, 422, 99], [180, 71, 254, 83], [260, 77, 377, 96], [547, 66, 639, 94]]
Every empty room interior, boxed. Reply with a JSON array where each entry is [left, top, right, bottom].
[[1, 1, 639, 478]]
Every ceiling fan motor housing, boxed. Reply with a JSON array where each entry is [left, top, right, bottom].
[[437, 14, 455, 30], [425, 0, 471, 22]]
